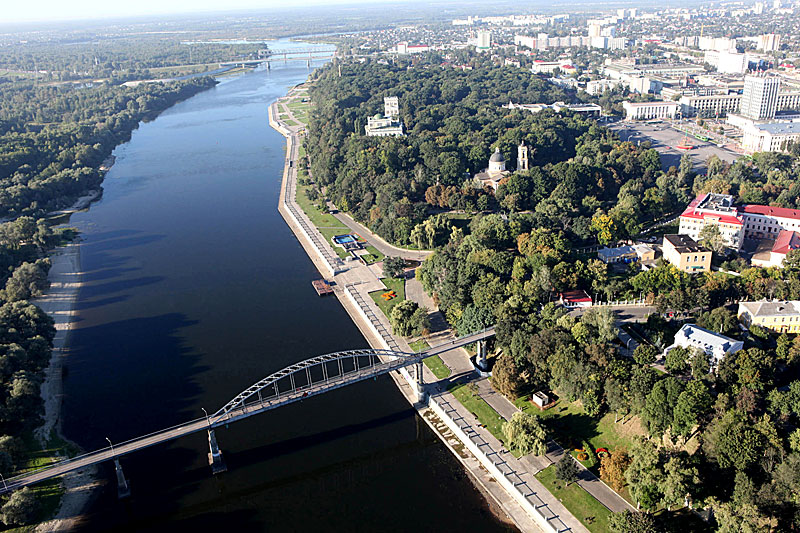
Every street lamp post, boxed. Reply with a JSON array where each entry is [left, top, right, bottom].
[[106, 437, 115, 457]]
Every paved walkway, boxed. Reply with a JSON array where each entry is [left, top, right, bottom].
[[330, 209, 432, 262]]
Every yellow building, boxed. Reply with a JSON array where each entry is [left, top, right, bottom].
[[738, 300, 800, 333], [662, 234, 711, 273]]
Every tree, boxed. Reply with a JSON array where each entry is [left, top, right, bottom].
[[555, 453, 580, 485], [0, 487, 38, 526], [600, 450, 630, 492], [608, 510, 660, 533], [664, 346, 690, 374], [698, 306, 737, 335], [3, 260, 51, 302], [491, 354, 524, 399], [625, 438, 664, 510], [703, 409, 765, 471], [591, 212, 617, 245], [672, 380, 712, 437], [502, 412, 547, 456], [389, 300, 429, 337], [690, 349, 710, 379], [642, 377, 684, 436], [698, 224, 725, 254], [660, 455, 699, 510], [382, 256, 406, 279], [633, 345, 658, 366]]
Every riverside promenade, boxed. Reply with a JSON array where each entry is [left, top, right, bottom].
[[269, 87, 588, 533]]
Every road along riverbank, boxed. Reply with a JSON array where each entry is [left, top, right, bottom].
[[269, 88, 585, 533]]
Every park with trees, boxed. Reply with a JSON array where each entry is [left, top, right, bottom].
[[302, 52, 800, 532]]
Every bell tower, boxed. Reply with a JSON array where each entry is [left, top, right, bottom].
[[517, 142, 530, 171]]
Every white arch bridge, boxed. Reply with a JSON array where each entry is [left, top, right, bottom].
[[0, 328, 494, 497]]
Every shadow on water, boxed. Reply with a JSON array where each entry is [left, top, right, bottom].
[[63, 313, 208, 446]]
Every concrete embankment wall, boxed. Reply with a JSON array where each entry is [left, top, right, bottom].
[[429, 398, 571, 533], [269, 104, 338, 278]]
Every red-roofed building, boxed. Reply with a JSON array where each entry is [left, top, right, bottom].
[[559, 290, 593, 308], [678, 193, 745, 250], [752, 230, 800, 267], [742, 204, 800, 240]]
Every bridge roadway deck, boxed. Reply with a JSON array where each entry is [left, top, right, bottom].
[[0, 328, 493, 495]]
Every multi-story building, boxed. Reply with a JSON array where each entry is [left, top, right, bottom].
[[678, 193, 745, 250], [622, 100, 680, 120], [741, 121, 800, 152], [757, 33, 782, 52], [662, 234, 712, 273], [741, 75, 781, 120], [679, 93, 742, 117], [586, 79, 621, 95], [741, 203, 800, 239], [738, 300, 800, 333]]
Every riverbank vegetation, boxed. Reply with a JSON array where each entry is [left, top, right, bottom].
[[0, 77, 217, 219], [303, 53, 800, 531]]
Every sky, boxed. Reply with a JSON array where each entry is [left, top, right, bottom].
[[3, 0, 380, 23]]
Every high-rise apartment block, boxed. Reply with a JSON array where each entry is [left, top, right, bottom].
[[740, 75, 781, 120]]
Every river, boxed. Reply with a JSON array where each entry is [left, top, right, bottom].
[[60, 41, 514, 531]]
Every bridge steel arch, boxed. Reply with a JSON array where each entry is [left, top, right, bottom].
[[213, 348, 417, 421]]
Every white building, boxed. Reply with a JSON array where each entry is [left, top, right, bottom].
[[742, 202, 800, 239], [664, 324, 744, 371], [622, 100, 680, 120], [741, 121, 800, 152], [678, 193, 745, 250], [475, 31, 491, 51], [473, 148, 511, 190], [586, 79, 621, 95], [741, 75, 781, 120], [365, 96, 404, 137], [757, 33, 782, 52], [679, 93, 741, 117]]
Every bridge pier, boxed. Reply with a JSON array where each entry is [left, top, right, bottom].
[[476, 340, 488, 372], [114, 459, 130, 499], [207, 429, 227, 474], [415, 362, 428, 404]]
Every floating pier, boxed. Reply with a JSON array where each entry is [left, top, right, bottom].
[[312, 279, 334, 296]]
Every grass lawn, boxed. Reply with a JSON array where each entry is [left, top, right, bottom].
[[449, 383, 508, 449], [283, 118, 299, 126], [424, 355, 451, 379], [362, 253, 381, 264], [513, 396, 644, 457], [535, 465, 613, 533], [369, 277, 406, 318], [364, 245, 385, 262]]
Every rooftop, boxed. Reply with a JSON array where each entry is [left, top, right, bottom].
[[675, 323, 740, 351], [772, 230, 800, 254], [739, 300, 800, 318], [753, 121, 800, 135], [680, 193, 744, 225], [743, 203, 800, 221], [664, 234, 706, 253]]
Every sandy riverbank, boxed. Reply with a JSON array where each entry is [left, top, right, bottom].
[[30, 243, 101, 531]]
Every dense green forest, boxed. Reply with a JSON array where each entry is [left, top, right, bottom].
[[0, 77, 216, 218], [305, 56, 674, 246], [304, 56, 800, 531]]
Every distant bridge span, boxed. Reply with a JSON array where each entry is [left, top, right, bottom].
[[0, 328, 494, 495]]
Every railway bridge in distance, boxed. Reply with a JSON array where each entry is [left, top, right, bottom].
[[0, 328, 495, 498]]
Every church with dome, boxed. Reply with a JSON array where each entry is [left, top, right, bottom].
[[473, 143, 529, 190]]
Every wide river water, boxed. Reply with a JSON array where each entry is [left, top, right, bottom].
[[61, 42, 514, 531]]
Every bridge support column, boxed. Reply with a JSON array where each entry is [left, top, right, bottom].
[[415, 362, 428, 404], [476, 340, 488, 372], [207, 429, 227, 474], [114, 459, 130, 499]]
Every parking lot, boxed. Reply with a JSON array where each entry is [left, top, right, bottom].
[[608, 120, 743, 173]]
